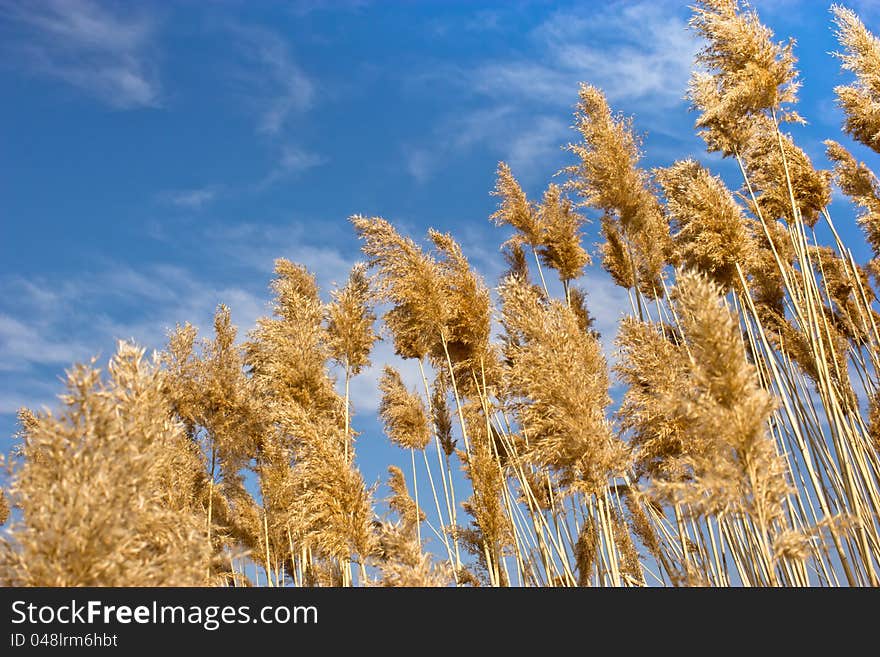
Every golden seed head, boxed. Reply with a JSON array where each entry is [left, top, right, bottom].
[[378, 366, 431, 451], [832, 5, 880, 153]]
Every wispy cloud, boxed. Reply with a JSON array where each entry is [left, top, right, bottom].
[[229, 25, 315, 135], [403, 105, 513, 183], [0, 313, 92, 372], [161, 186, 219, 210], [0, 268, 260, 448], [0, 0, 161, 108], [424, 1, 697, 115], [456, 1, 697, 117], [0, 206, 369, 416], [287, 0, 371, 17], [528, 2, 696, 108], [256, 145, 327, 188], [403, 106, 567, 186], [403, 1, 697, 184], [197, 221, 353, 285], [0, 265, 269, 415], [278, 146, 327, 174]]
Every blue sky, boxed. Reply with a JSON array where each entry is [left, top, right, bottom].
[[2, 0, 879, 492]]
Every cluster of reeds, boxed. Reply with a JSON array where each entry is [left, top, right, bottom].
[[3, 0, 880, 586]]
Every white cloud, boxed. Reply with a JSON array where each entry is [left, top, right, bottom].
[[504, 116, 568, 180], [1, 0, 161, 108], [403, 111, 569, 189], [527, 2, 696, 108], [404, 1, 698, 183], [401, 106, 512, 183], [0, 266, 269, 412], [162, 186, 219, 210], [402, 105, 568, 186], [0, 313, 93, 372], [460, 1, 697, 113], [198, 221, 354, 284], [256, 145, 328, 188], [229, 26, 315, 135], [279, 146, 326, 173], [404, 147, 434, 184]]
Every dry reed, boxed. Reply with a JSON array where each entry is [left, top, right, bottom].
[[5, 0, 880, 588]]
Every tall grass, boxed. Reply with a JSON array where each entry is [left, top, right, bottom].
[[3, 0, 880, 586]]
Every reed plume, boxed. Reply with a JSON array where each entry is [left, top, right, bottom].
[[458, 402, 514, 587], [656, 158, 753, 290], [832, 5, 880, 153], [499, 275, 626, 495], [431, 371, 456, 457], [327, 262, 379, 458], [826, 139, 880, 259], [379, 366, 431, 451], [246, 258, 372, 586], [352, 215, 450, 361], [618, 272, 793, 584], [741, 117, 831, 227], [536, 184, 591, 291], [491, 162, 543, 249], [372, 466, 450, 587], [688, 0, 799, 155], [567, 84, 671, 298], [161, 305, 263, 574], [247, 259, 341, 421], [327, 262, 378, 376], [1, 343, 212, 586], [428, 229, 497, 392]]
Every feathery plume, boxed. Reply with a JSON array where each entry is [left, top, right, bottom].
[[491, 162, 543, 248], [1, 343, 212, 586], [568, 286, 599, 338], [500, 275, 627, 495], [373, 467, 449, 587], [832, 5, 880, 153], [575, 515, 597, 586], [825, 139, 880, 257], [811, 244, 877, 345], [246, 259, 341, 422], [246, 259, 374, 585], [567, 84, 670, 297], [536, 183, 591, 285], [621, 272, 790, 536], [458, 402, 513, 587], [327, 263, 378, 376], [0, 489, 8, 527], [387, 465, 424, 527], [286, 421, 375, 565], [378, 366, 431, 451], [352, 215, 450, 361], [599, 215, 636, 290], [741, 117, 831, 227], [431, 371, 456, 457], [616, 317, 691, 481], [656, 158, 753, 290], [869, 392, 880, 450], [428, 229, 493, 369], [688, 0, 800, 155], [745, 216, 794, 317], [161, 305, 263, 572], [502, 241, 532, 283]]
